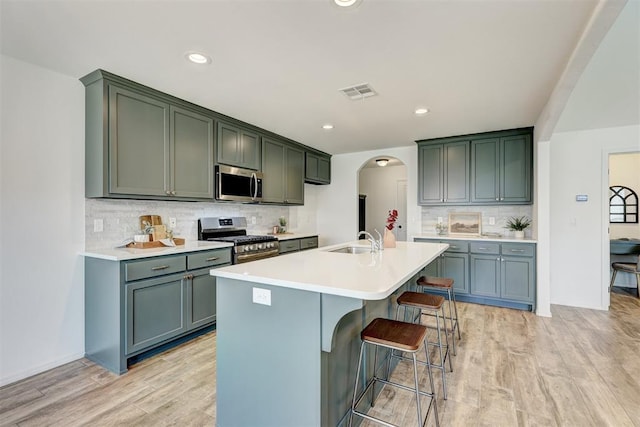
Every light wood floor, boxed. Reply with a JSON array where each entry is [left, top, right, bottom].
[[1, 293, 639, 427]]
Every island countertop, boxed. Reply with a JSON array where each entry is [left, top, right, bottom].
[[210, 240, 449, 300]]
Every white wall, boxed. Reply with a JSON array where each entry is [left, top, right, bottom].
[[358, 164, 407, 238], [316, 146, 420, 246], [549, 125, 640, 310], [0, 55, 86, 386]]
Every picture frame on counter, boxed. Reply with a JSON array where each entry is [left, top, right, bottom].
[[448, 212, 482, 236]]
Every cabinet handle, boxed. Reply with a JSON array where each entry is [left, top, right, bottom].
[[496, 257, 500, 261], [478, 247, 488, 250], [151, 265, 170, 271], [450, 245, 458, 249], [171, 191, 176, 196], [496, 198, 499, 201], [510, 249, 525, 253], [166, 191, 171, 195], [500, 197, 504, 201], [205, 256, 220, 262]]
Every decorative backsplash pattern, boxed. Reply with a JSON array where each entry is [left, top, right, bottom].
[[421, 205, 534, 238], [85, 199, 289, 250]]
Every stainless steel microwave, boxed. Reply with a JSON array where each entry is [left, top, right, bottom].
[[215, 165, 263, 202]]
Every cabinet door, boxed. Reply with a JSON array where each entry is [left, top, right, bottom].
[[318, 156, 331, 183], [187, 268, 218, 330], [471, 137, 500, 203], [285, 145, 304, 204], [500, 256, 534, 302], [240, 130, 261, 170], [217, 122, 260, 170], [305, 152, 331, 184], [418, 144, 444, 204], [442, 253, 469, 294], [126, 274, 187, 354], [171, 106, 214, 198], [470, 255, 500, 297], [261, 138, 286, 203], [443, 141, 470, 203], [109, 85, 170, 196], [500, 135, 531, 203]]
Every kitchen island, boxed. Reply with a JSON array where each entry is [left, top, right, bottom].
[[210, 240, 448, 427]]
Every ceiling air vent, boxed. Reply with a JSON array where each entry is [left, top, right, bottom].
[[339, 83, 377, 100]]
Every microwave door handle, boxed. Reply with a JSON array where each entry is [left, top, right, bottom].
[[251, 172, 257, 200]]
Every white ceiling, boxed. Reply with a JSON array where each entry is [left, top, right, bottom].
[[2, 0, 625, 155]]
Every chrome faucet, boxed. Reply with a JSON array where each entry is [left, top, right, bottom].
[[357, 231, 380, 253], [373, 229, 383, 251]]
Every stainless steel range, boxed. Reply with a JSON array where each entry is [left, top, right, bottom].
[[198, 217, 279, 264]]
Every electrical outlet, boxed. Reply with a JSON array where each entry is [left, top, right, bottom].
[[251, 216, 256, 225], [252, 287, 271, 306], [94, 219, 103, 232], [489, 217, 496, 225], [169, 217, 177, 228], [437, 217, 443, 224]]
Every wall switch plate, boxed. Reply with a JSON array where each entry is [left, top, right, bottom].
[[252, 287, 271, 306], [251, 216, 257, 224], [437, 217, 443, 224], [169, 217, 177, 228], [94, 219, 103, 233], [489, 217, 496, 225]]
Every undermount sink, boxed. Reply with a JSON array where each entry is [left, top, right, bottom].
[[328, 246, 371, 254]]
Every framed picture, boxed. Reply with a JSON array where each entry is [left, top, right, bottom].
[[448, 212, 482, 236]]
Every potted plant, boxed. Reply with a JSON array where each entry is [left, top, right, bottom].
[[435, 222, 447, 235], [134, 221, 154, 243], [505, 216, 531, 239], [278, 216, 287, 234]]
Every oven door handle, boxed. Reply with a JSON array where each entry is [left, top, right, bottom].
[[236, 248, 279, 263]]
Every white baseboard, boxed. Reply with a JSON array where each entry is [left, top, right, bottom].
[[0, 352, 85, 387]]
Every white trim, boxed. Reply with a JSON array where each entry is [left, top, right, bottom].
[[0, 352, 85, 387]]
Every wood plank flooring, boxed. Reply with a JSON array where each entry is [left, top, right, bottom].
[[1, 293, 639, 426]]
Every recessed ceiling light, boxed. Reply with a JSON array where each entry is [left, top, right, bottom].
[[322, 124, 334, 130], [186, 51, 212, 65], [333, 0, 362, 8], [415, 108, 430, 116]]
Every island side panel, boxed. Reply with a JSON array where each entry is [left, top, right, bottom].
[[216, 277, 322, 427]]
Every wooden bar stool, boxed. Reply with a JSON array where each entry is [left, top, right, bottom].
[[349, 318, 439, 427], [416, 276, 461, 355], [396, 291, 453, 400]]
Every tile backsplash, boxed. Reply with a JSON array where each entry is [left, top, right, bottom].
[[85, 199, 290, 250], [421, 205, 534, 238]]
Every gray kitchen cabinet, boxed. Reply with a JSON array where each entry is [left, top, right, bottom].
[[216, 121, 261, 170], [471, 132, 532, 204], [305, 152, 331, 184], [82, 70, 215, 200], [418, 141, 470, 205], [85, 247, 231, 374], [262, 137, 305, 205], [279, 236, 319, 254], [414, 237, 536, 311]]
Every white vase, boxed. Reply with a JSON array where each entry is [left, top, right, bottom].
[[383, 228, 397, 248], [514, 230, 525, 239]]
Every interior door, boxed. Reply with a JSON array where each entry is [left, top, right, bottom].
[[396, 180, 407, 241]]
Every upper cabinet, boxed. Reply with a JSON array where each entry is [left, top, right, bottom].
[[82, 70, 214, 200], [417, 127, 533, 206], [305, 151, 331, 184], [262, 137, 305, 205], [418, 141, 469, 205], [216, 121, 261, 171]]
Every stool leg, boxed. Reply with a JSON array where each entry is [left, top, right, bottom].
[[349, 342, 366, 427], [423, 336, 440, 427], [371, 344, 379, 407], [636, 273, 640, 298], [446, 288, 457, 356], [610, 269, 618, 288], [442, 306, 453, 373], [451, 287, 462, 339], [435, 310, 447, 400], [411, 353, 422, 426]]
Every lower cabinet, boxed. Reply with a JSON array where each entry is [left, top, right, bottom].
[[85, 247, 231, 374], [278, 236, 319, 254], [415, 238, 536, 311]]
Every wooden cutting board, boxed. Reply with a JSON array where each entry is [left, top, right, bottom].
[[139, 215, 163, 232]]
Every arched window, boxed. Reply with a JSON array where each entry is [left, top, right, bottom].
[[610, 186, 638, 223]]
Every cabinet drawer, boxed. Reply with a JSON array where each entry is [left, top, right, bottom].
[[299, 236, 318, 251], [125, 256, 186, 282], [279, 239, 301, 254], [501, 243, 535, 257], [440, 240, 469, 253], [187, 249, 232, 270], [470, 242, 500, 254]]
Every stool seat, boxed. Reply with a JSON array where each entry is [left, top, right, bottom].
[[612, 262, 640, 273], [361, 318, 427, 352], [397, 291, 445, 311], [417, 276, 454, 289]]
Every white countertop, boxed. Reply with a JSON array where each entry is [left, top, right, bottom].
[[81, 240, 233, 261], [412, 233, 537, 244], [210, 241, 448, 300], [270, 232, 318, 241]]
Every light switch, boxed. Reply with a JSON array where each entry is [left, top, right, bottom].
[[169, 217, 177, 228], [252, 287, 271, 306], [94, 219, 103, 232], [437, 217, 443, 224], [489, 217, 496, 225]]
